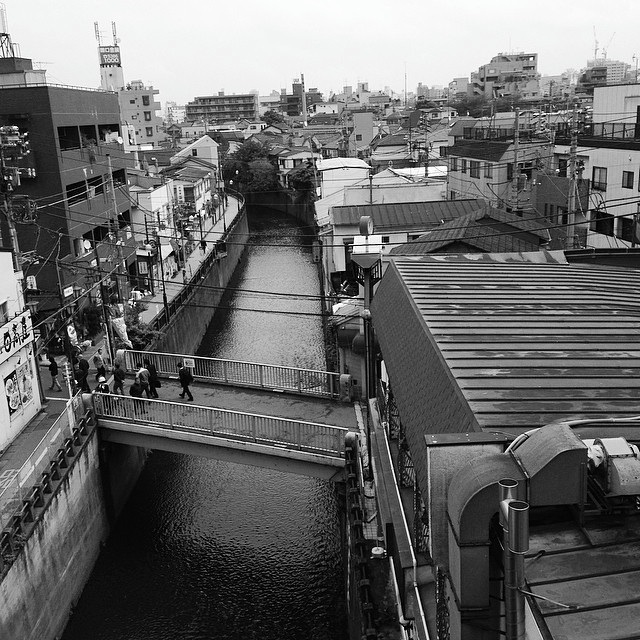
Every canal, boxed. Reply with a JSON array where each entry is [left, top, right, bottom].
[[61, 208, 348, 640]]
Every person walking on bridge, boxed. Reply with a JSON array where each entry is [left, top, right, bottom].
[[178, 362, 194, 401], [135, 361, 151, 398]]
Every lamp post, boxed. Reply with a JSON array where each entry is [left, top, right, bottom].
[[156, 211, 170, 324], [350, 216, 382, 476]]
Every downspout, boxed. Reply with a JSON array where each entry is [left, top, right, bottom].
[[499, 479, 530, 640]]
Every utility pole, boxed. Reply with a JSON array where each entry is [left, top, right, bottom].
[[566, 104, 578, 249], [156, 210, 170, 323], [106, 153, 127, 303], [0, 126, 25, 275], [510, 110, 521, 214]]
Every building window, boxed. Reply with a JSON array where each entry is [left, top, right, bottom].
[[622, 170, 634, 189], [620, 216, 635, 242], [439, 146, 448, 157], [355, 134, 362, 141], [484, 162, 493, 178], [450, 190, 457, 200], [142, 95, 150, 106], [591, 209, 614, 235], [144, 111, 152, 122], [461, 159, 467, 173], [146, 127, 153, 137], [592, 166, 607, 191], [470, 160, 480, 178], [450, 157, 458, 171], [129, 99, 135, 104], [0, 300, 8, 324], [557, 158, 567, 177], [191, 149, 198, 156]]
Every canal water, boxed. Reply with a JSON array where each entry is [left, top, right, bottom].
[[61, 208, 348, 640]]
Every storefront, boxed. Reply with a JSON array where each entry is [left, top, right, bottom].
[[0, 308, 42, 450]]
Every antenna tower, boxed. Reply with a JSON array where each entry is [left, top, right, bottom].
[[0, 3, 17, 58]]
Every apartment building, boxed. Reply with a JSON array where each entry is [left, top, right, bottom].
[[185, 92, 259, 124], [470, 52, 541, 99]]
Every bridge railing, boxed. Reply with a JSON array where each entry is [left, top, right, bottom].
[[123, 350, 341, 399], [93, 393, 347, 459]]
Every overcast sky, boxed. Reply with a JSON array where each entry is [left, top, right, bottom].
[[4, 0, 639, 107]]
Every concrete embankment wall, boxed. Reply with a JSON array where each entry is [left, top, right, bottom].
[[154, 207, 249, 355], [0, 208, 250, 640]]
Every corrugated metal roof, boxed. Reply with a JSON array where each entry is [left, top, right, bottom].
[[332, 199, 486, 231], [372, 252, 640, 439]]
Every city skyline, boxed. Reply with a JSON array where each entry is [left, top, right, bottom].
[[4, 0, 640, 106]]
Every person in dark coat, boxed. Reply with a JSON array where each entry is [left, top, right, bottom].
[[75, 366, 91, 393], [47, 355, 62, 391], [144, 358, 159, 398], [112, 362, 126, 395], [177, 362, 194, 401]]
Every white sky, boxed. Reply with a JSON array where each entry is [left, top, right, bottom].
[[4, 0, 640, 107]]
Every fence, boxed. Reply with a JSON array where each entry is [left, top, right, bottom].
[[93, 393, 347, 459], [0, 394, 88, 532], [123, 350, 341, 399]]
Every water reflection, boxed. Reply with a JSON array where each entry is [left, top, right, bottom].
[[62, 209, 347, 640]]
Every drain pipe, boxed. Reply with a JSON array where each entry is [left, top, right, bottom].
[[499, 479, 529, 640]]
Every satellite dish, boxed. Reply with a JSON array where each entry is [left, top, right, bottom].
[[116, 136, 124, 144]]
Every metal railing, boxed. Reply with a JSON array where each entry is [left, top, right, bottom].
[[123, 350, 341, 399], [93, 393, 347, 459], [0, 394, 87, 531]]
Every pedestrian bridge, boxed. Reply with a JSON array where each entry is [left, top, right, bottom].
[[91, 350, 359, 481]]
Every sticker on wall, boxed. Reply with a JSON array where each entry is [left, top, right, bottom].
[[4, 371, 22, 416], [17, 362, 34, 407]]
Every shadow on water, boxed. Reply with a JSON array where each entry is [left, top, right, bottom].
[[61, 208, 348, 640]]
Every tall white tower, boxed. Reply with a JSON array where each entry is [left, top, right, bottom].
[[96, 21, 124, 91]]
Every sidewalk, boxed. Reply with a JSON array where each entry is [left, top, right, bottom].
[[139, 196, 240, 326]]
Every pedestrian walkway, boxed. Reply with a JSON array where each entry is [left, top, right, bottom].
[[139, 196, 241, 326]]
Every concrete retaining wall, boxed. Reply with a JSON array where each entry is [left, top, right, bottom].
[[0, 208, 250, 640], [154, 207, 249, 355]]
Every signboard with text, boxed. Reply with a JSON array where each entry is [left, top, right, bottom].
[[0, 310, 34, 365]]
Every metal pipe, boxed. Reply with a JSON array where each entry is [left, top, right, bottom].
[[499, 479, 529, 640]]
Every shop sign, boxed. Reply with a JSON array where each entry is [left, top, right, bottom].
[[0, 310, 34, 364]]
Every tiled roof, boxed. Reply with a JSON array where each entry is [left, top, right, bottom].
[[448, 140, 512, 161], [332, 199, 486, 232], [389, 206, 549, 254]]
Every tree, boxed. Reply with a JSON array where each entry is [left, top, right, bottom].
[[263, 110, 285, 126], [222, 139, 280, 194], [122, 303, 164, 350], [288, 163, 316, 192]]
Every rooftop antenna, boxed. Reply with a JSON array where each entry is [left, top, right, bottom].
[[94, 21, 103, 46], [0, 3, 18, 58]]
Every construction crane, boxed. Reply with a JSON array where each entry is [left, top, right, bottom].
[[602, 32, 616, 60], [593, 26, 599, 60]]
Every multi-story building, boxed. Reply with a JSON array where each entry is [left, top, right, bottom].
[[554, 83, 640, 249], [165, 101, 186, 125], [470, 52, 541, 99], [185, 92, 259, 125], [0, 248, 42, 447], [586, 58, 630, 84], [95, 27, 166, 149], [0, 46, 137, 314]]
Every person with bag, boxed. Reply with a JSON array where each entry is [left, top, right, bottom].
[[144, 357, 160, 398], [177, 362, 194, 401], [135, 361, 151, 398]]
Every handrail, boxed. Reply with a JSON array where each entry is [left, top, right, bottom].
[[0, 394, 86, 531], [124, 349, 341, 399], [93, 393, 347, 459]]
